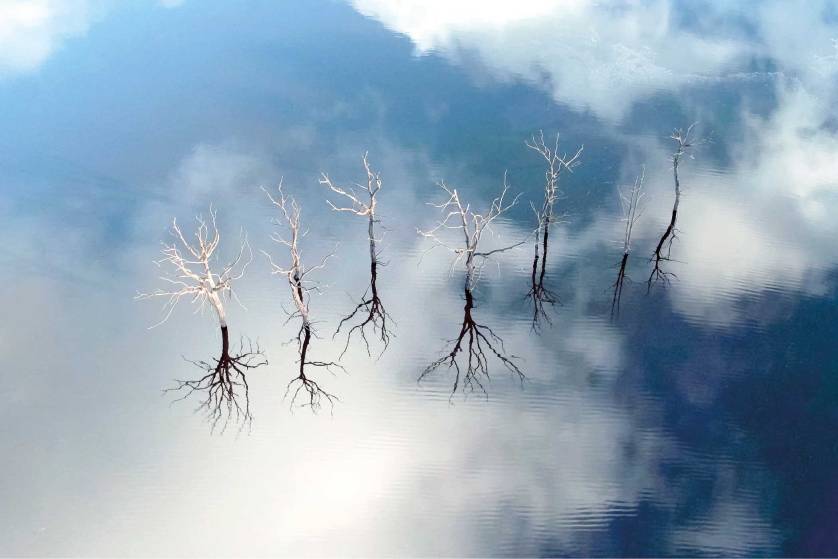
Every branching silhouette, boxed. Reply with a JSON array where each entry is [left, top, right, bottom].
[[611, 168, 645, 319], [321, 152, 393, 358], [525, 130, 583, 329], [648, 124, 697, 289], [263, 183, 342, 412], [136, 208, 265, 433], [418, 178, 527, 398]]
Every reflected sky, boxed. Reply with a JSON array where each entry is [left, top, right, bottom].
[[1, 0, 837, 556]]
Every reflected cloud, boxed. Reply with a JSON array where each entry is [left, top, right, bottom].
[[2, 0, 835, 554], [662, 85, 838, 325], [351, 0, 838, 123], [351, 0, 749, 122], [0, 0, 104, 78]]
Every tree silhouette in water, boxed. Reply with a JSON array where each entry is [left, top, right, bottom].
[[611, 169, 645, 320], [137, 208, 265, 433], [525, 130, 583, 330], [648, 124, 697, 289], [263, 183, 342, 412], [320, 152, 393, 359], [418, 177, 527, 398]]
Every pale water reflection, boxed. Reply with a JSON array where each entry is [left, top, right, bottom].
[[1, 0, 837, 556]]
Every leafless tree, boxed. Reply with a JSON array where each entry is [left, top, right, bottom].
[[320, 152, 393, 358], [136, 208, 265, 433], [417, 177, 527, 398], [263, 183, 342, 412], [525, 130, 583, 329], [648, 123, 697, 289], [611, 168, 645, 319]]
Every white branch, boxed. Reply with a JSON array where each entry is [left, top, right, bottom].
[[418, 173, 526, 289], [263, 181, 336, 327], [137, 208, 250, 329]]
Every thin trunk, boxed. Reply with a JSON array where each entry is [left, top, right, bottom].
[[220, 325, 230, 357], [611, 252, 629, 319], [539, 223, 550, 286], [299, 324, 312, 378]]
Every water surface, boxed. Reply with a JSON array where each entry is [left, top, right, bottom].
[[2, 1, 838, 556]]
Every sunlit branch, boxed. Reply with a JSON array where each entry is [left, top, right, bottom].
[[648, 123, 698, 289], [321, 152, 394, 358], [417, 174, 526, 397], [136, 207, 263, 433], [525, 130, 583, 329], [263, 182, 341, 412], [417, 172, 526, 291]]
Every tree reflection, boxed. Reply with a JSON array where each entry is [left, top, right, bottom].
[[321, 153, 393, 358], [263, 183, 342, 412], [137, 208, 266, 433], [418, 177, 527, 397], [648, 124, 696, 289], [525, 131, 583, 329], [611, 169, 645, 320]]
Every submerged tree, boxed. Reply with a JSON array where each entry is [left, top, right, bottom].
[[648, 124, 697, 289], [525, 130, 583, 329], [320, 152, 393, 358], [263, 183, 342, 412], [611, 168, 645, 319], [137, 208, 265, 433], [417, 176, 527, 397]]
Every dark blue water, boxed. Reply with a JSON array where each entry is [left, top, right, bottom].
[[2, 1, 837, 555]]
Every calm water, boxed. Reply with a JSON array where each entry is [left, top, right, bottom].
[[2, 1, 838, 556]]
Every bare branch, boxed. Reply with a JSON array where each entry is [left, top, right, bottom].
[[419, 287, 524, 400], [138, 207, 262, 433], [136, 208, 251, 329], [648, 124, 700, 290], [321, 153, 394, 358], [525, 130, 583, 330], [264, 182, 341, 411], [418, 173, 526, 291], [418, 173, 527, 396], [611, 168, 645, 320]]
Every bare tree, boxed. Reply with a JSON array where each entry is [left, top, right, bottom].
[[611, 168, 645, 319], [263, 183, 342, 412], [648, 124, 697, 289], [320, 152, 393, 358], [417, 177, 527, 397], [525, 130, 583, 329], [137, 208, 265, 433]]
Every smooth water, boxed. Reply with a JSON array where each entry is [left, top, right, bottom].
[[2, 1, 838, 556]]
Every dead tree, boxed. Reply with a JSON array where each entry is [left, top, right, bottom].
[[417, 176, 527, 398], [648, 124, 697, 289], [611, 169, 645, 319], [525, 130, 583, 329], [136, 208, 265, 433], [320, 152, 393, 358], [263, 183, 342, 412]]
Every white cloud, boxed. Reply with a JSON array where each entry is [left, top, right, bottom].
[[350, 0, 838, 123], [351, 0, 750, 122], [0, 0, 105, 77], [168, 142, 279, 200]]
